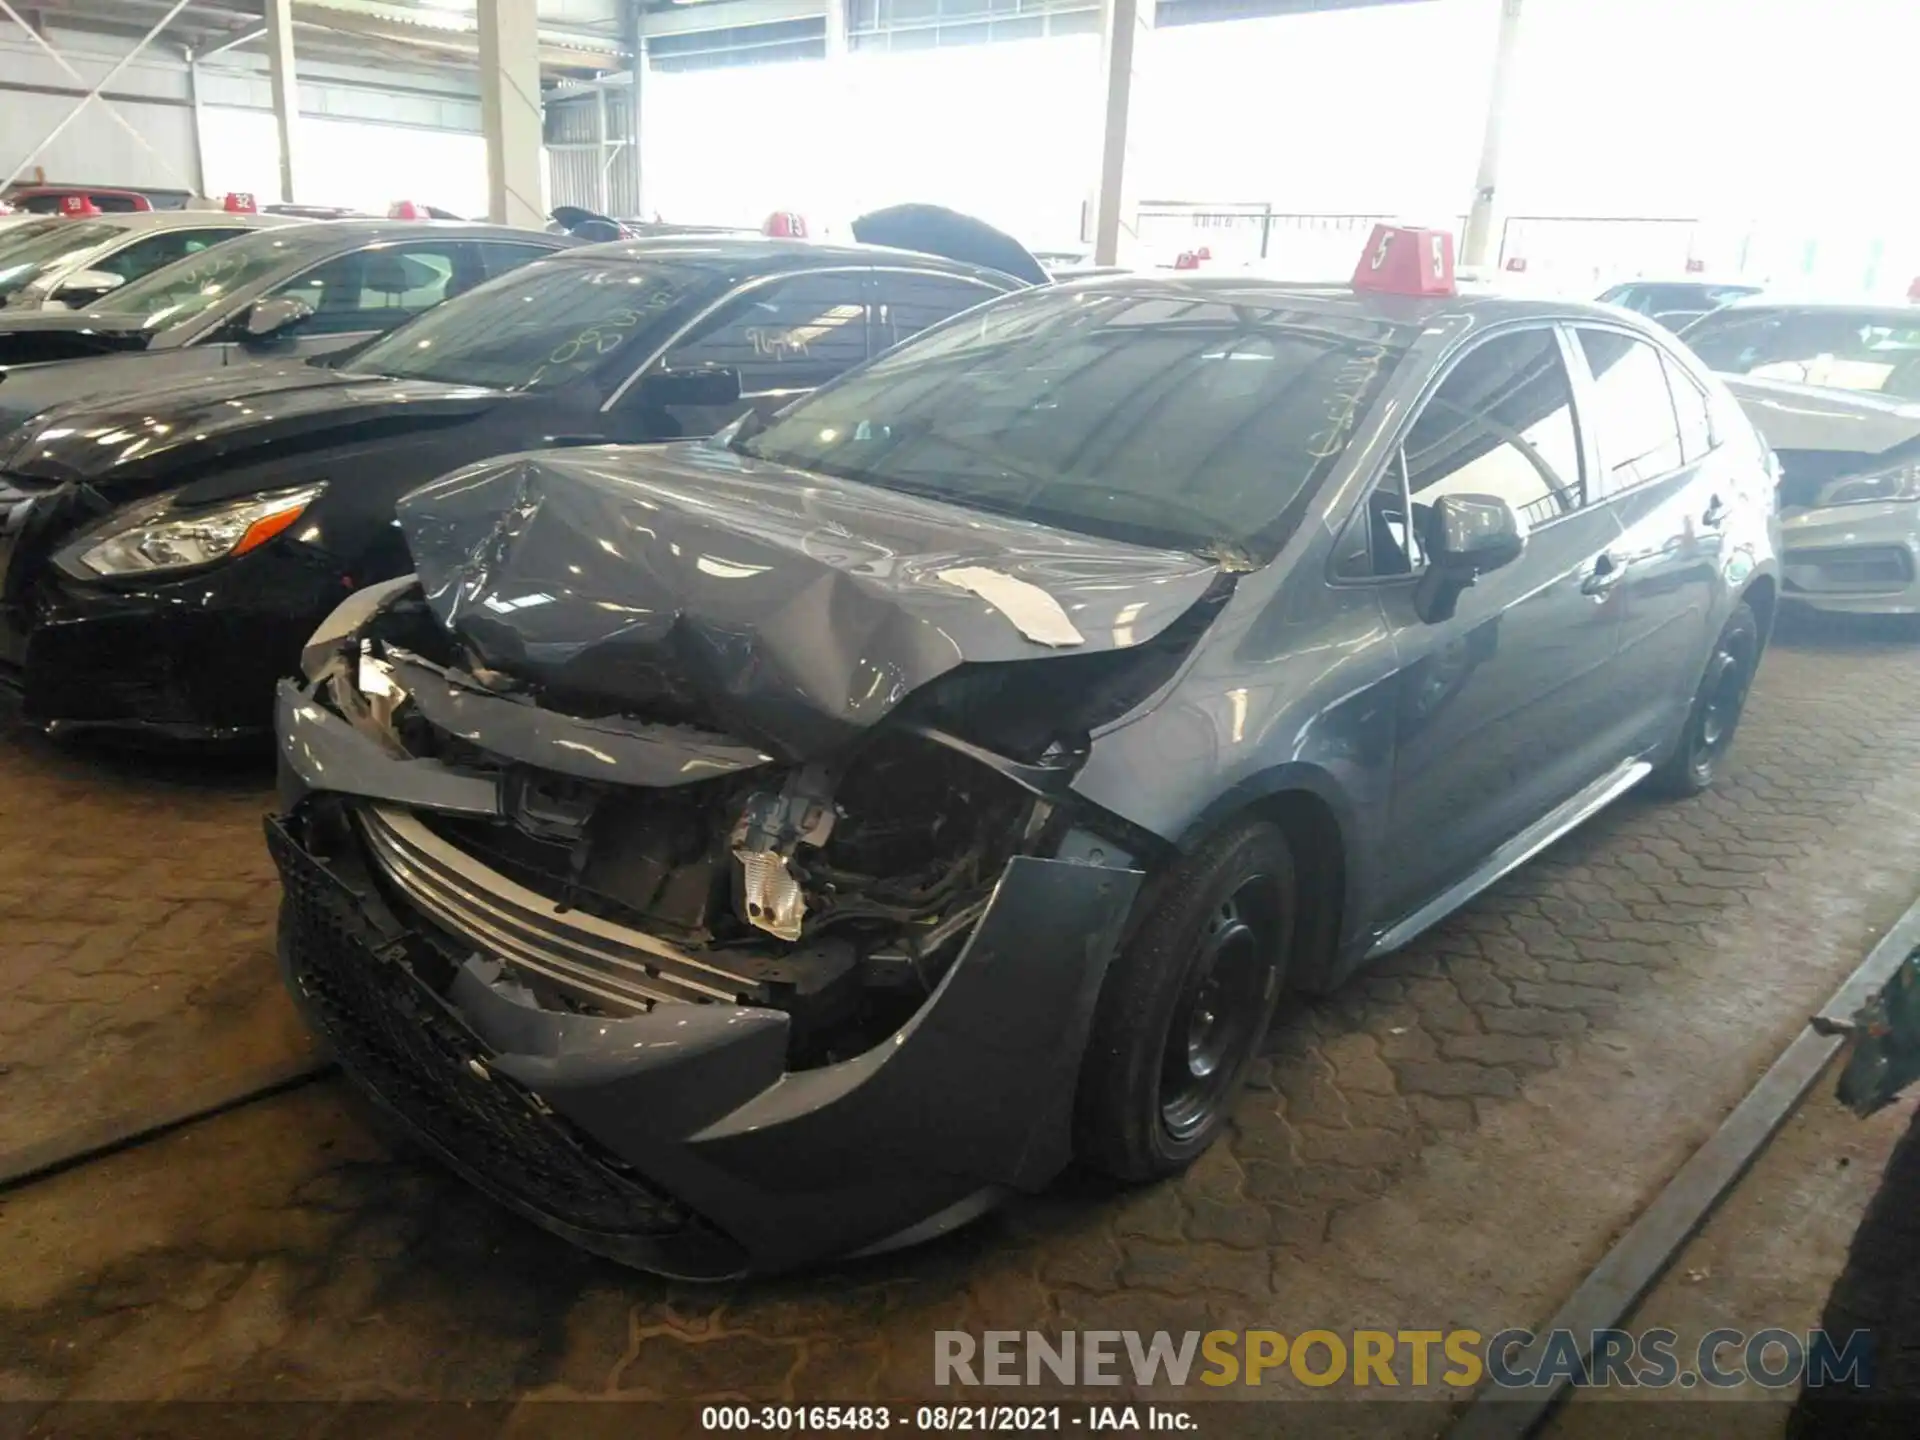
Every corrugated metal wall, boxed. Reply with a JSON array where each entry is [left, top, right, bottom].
[[543, 89, 636, 216], [1, 23, 481, 197]]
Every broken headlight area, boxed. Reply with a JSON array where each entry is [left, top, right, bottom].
[[305, 601, 1074, 1067]]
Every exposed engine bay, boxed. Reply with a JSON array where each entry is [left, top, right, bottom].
[[300, 583, 1170, 1067]]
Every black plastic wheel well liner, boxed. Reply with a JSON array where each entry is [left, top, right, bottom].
[[1254, 788, 1346, 995], [1741, 572, 1778, 641]]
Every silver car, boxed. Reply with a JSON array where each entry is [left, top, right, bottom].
[[0, 209, 299, 311], [1682, 300, 1920, 614]]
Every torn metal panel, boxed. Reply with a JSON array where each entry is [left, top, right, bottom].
[[396, 441, 1221, 760], [384, 649, 776, 787], [275, 678, 500, 817]]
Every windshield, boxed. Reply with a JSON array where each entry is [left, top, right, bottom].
[[347, 256, 722, 391], [732, 285, 1414, 558], [85, 228, 314, 330], [0, 220, 119, 300], [1683, 307, 1920, 399]]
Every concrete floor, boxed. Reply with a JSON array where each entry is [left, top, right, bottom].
[[4, 609, 1920, 1435]]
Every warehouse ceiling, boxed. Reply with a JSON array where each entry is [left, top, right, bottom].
[[6, 0, 1432, 79], [7, 0, 639, 76]]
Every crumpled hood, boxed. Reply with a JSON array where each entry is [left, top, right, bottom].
[[397, 441, 1222, 759], [1724, 374, 1920, 455], [0, 367, 507, 488]]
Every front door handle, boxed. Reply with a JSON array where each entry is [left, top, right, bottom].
[[1701, 495, 1727, 529], [1582, 552, 1627, 597]]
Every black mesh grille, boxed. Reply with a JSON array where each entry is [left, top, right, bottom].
[[268, 819, 696, 1239]]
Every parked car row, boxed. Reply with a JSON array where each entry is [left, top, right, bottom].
[[0, 212, 1857, 1281]]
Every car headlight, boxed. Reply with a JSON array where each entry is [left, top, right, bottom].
[[74, 482, 326, 577], [1815, 461, 1920, 508]]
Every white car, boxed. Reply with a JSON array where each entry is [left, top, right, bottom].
[[0, 209, 298, 311], [1682, 300, 1920, 615]]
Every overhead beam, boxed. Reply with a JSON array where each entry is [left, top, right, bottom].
[[264, 0, 299, 202], [635, 0, 822, 39]]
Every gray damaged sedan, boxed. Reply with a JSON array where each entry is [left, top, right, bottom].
[[1683, 301, 1920, 614], [269, 270, 1781, 1277]]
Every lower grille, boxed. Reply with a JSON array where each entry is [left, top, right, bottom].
[[358, 804, 765, 1014], [1783, 545, 1915, 593], [270, 819, 696, 1238]]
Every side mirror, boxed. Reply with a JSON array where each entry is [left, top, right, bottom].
[[1414, 493, 1524, 624], [635, 365, 742, 409], [240, 294, 316, 343], [54, 268, 125, 306]]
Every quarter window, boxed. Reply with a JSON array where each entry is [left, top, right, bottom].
[[663, 272, 869, 394], [1574, 328, 1687, 495], [1335, 448, 1426, 579], [1663, 355, 1714, 465], [1403, 329, 1586, 531]]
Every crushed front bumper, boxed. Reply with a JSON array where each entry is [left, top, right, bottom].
[[1780, 502, 1920, 615], [269, 683, 1143, 1276]]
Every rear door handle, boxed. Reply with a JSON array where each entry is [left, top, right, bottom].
[[1582, 552, 1627, 596], [1701, 495, 1727, 529]]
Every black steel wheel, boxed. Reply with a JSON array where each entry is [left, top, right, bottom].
[[1075, 819, 1295, 1182], [1648, 601, 1762, 797]]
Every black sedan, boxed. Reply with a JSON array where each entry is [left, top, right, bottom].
[[0, 224, 1031, 737], [0, 220, 569, 433]]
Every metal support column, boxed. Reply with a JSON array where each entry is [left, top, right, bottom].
[[264, 0, 300, 203], [824, 0, 849, 58], [183, 50, 209, 195], [1461, 0, 1526, 273], [593, 85, 611, 214], [1091, 0, 1154, 267], [622, 2, 645, 219], [479, 0, 546, 228]]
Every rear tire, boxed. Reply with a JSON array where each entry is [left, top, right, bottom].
[[1075, 819, 1295, 1183], [1647, 602, 1761, 798]]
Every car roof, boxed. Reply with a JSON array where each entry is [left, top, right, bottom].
[[1043, 272, 1636, 328], [556, 233, 1027, 285], [1702, 296, 1919, 318], [49, 210, 299, 233], [266, 218, 568, 246]]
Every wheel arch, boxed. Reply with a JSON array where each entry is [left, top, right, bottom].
[[1172, 764, 1362, 997]]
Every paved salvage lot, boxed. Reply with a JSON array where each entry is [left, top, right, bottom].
[[4, 611, 1920, 1433]]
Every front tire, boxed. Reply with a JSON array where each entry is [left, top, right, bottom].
[[1075, 819, 1295, 1182], [1647, 602, 1762, 797]]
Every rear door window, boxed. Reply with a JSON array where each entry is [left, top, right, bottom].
[[476, 241, 556, 280], [869, 271, 1005, 353], [1573, 328, 1687, 495], [662, 270, 869, 395]]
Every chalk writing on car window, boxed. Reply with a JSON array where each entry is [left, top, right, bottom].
[[1305, 344, 1390, 459]]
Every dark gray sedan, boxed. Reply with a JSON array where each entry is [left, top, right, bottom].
[[270, 272, 1781, 1277]]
